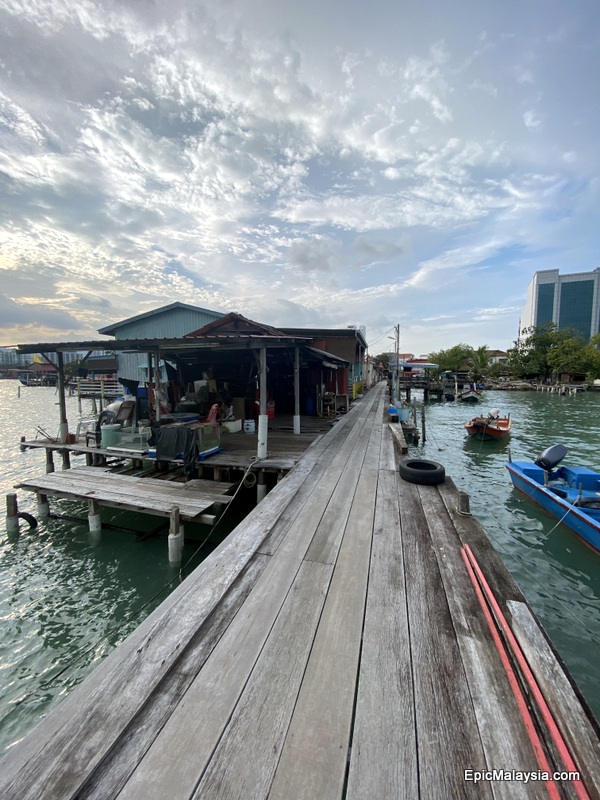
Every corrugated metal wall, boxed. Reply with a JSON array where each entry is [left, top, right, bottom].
[[113, 308, 223, 381]]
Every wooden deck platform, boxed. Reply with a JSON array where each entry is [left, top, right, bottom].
[[20, 416, 332, 474], [2, 382, 599, 799], [16, 467, 234, 525]]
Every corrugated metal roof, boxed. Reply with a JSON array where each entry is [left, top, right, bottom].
[[304, 346, 350, 366]]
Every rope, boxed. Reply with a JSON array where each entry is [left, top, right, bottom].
[[178, 457, 260, 578], [544, 501, 576, 537]]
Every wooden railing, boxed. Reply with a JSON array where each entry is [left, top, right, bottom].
[[67, 378, 122, 399]]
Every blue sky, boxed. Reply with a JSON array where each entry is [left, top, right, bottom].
[[1, 0, 599, 355]]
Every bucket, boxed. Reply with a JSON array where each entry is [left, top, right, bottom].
[[243, 420, 256, 435], [101, 424, 121, 448]]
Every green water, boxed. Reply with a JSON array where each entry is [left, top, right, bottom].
[[0, 381, 221, 753], [0, 381, 599, 755], [415, 388, 600, 723]]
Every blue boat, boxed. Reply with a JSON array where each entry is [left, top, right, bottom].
[[506, 444, 600, 554]]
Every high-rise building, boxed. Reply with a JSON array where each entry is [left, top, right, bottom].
[[520, 268, 600, 340]]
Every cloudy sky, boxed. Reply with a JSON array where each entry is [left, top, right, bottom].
[[1, 0, 599, 355]]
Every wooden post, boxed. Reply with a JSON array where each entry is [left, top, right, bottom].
[[6, 493, 19, 534], [61, 449, 71, 470], [45, 449, 55, 474], [257, 346, 268, 460], [458, 492, 471, 515], [88, 499, 102, 533], [37, 493, 50, 516], [293, 346, 301, 435], [56, 351, 69, 442], [168, 506, 184, 564], [257, 470, 267, 503], [421, 404, 426, 443]]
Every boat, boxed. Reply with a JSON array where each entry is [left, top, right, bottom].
[[465, 408, 511, 440], [457, 383, 482, 403], [506, 444, 600, 553]]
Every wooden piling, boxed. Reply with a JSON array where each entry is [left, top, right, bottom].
[[168, 506, 184, 564], [6, 493, 19, 533], [88, 499, 102, 533], [257, 470, 267, 503], [37, 493, 50, 517], [61, 449, 71, 470]]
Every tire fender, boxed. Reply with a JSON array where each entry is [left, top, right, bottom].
[[16, 511, 38, 529], [399, 458, 446, 486]]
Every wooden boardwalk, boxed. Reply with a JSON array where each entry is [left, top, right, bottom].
[[2, 381, 600, 799]]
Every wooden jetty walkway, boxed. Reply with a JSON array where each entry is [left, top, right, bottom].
[[2, 381, 599, 799]]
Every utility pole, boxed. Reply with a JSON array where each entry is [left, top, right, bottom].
[[394, 323, 400, 405]]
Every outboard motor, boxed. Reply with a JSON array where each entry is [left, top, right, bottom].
[[535, 444, 567, 471]]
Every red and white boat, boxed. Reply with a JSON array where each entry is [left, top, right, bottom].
[[465, 409, 511, 440]]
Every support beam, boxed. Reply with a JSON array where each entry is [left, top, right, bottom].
[[6, 493, 19, 534], [56, 351, 69, 443], [37, 493, 50, 517], [45, 449, 55, 474], [257, 470, 267, 503], [293, 346, 301, 435], [88, 499, 102, 533], [257, 347, 268, 460], [168, 506, 184, 564]]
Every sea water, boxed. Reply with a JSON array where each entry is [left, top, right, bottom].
[[0, 380, 599, 754], [0, 381, 219, 752], [415, 387, 600, 723]]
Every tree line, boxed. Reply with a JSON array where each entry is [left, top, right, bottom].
[[377, 323, 600, 383]]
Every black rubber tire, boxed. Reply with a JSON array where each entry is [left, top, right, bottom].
[[16, 511, 38, 529], [399, 458, 446, 485]]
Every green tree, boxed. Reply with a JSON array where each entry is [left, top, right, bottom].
[[507, 323, 594, 381], [467, 345, 490, 381], [429, 343, 474, 374]]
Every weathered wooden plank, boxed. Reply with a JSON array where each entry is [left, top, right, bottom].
[[118, 471, 347, 799], [67, 467, 236, 494], [361, 389, 387, 470], [259, 387, 384, 558], [398, 478, 492, 799], [191, 560, 332, 800], [346, 467, 418, 800], [0, 457, 324, 798], [417, 484, 544, 799], [388, 420, 408, 454], [508, 600, 600, 797], [18, 470, 232, 501], [437, 478, 525, 607], [17, 474, 230, 519], [267, 468, 378, 800], [79, 554, 270, 799]]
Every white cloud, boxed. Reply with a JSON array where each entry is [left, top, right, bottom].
[[0, 0, 598, 355]]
